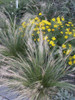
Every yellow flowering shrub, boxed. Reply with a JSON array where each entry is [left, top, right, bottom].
[[20, 14, 75, 66]]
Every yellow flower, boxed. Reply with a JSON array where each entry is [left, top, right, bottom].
[[48, 22, 51, 25], [68, 22, 72, 24], [52, 37, 56, 40], [39, 13, 42, 16], [66, 49, 72, 55], [73, 33, 75, 37], [42, 20, 51, 25], [61, 26, 63, 28], [35, 17, 39, 20], [47, 29, 51, 32], [37, 31, 40, 34], [63, 51, 66, 54], [19, 28, 22, 30], [68, 61, 72, 65], [35, 23, 39, 26], [61, 16, 65, 21], [22, 22, 26, 28], [73, 60, 75, 64], [49, 41, 54, 44], [71, 24, 74, 27], [22, 22, 25, 25], [44, 36, 48, 40], [31, 20, 35, 24], [60, 31, 63, 34], [57, 16, 62, 24], [33, 28, 37, 31], [19, 28, 23, 32], [57, 16, 60, 21], [34, 39, 36, 41], [31, 33, 34, 36], [66, 28, 70, 31], [49, 41, 55, 46], [66, 24, 70, 26], [64, 35, 68, 39], [47, 40, 50, 42], [59, 22, 62, 25], [41, 27, 45, 30], [52, 18, 55, 21], [52, 43, 55, 46], [54, 25, 58, 28], [68, 44, 72, 48], [37, 19, 40, 22], [62, 44, 66, 48], [37, 38, 40, 41], [65, 32, 68, 34], [46, 26, 49, 28], [69, 32, 72, 35], [52, 29, 55, 31], [39, 22, 44, 26], [73, 55, 75, 59]]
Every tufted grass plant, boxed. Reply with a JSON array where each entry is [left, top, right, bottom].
[[0, 32, 75, 100], [0, 13, 27, 58], [0, 12, 38, 59]]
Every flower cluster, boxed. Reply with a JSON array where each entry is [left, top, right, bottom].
[[68, 55, 75, 65], [62, 43, 72, 55], [20, 13, 75, 65]]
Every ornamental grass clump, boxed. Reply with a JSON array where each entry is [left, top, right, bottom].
[[0, 13, 27, 58], [0, 32, 75, 100]]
